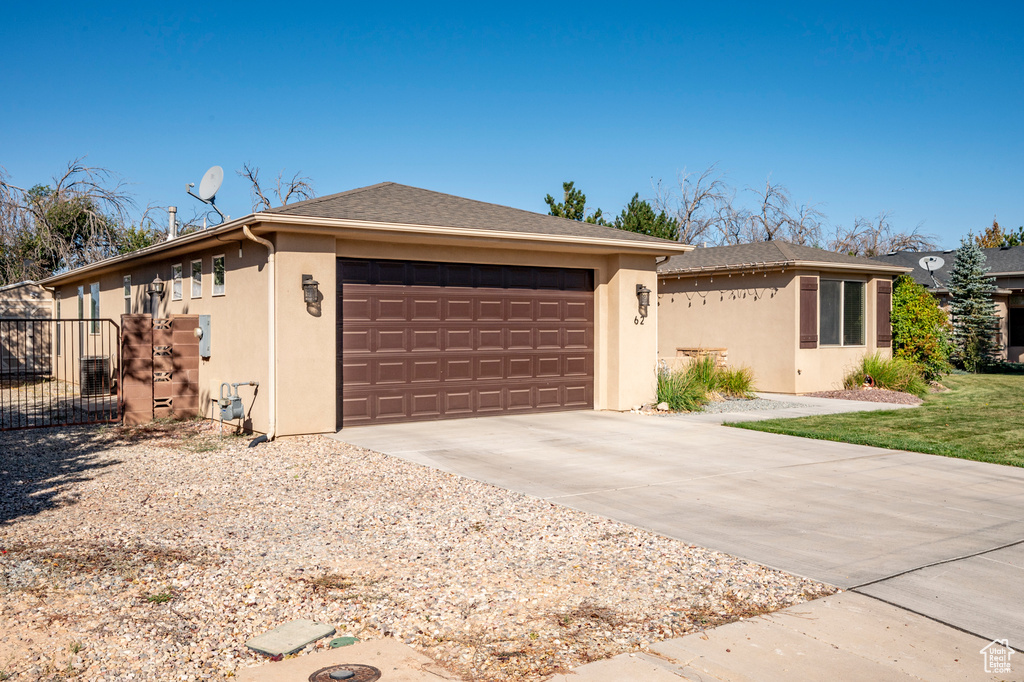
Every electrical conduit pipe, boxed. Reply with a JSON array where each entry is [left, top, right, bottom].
[[242, 225, 276, 443]]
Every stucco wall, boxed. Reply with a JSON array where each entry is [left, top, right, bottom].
[[658, 270, 797, 393], [53, 239, 271, 432], [658, 269, 894, 394]]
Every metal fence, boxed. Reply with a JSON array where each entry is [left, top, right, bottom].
[[0, 318, 121, 430]]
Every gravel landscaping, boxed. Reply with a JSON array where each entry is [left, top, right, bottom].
[[804, 388, 923, 405], [0, 420, 834, 681]]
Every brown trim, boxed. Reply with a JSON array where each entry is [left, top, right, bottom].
[[876, 280, 893, 347], [800, 276, 818, 349]]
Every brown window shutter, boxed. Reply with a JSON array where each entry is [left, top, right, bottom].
[[800, 277, 818, 348], [876, 280, 892, 347]]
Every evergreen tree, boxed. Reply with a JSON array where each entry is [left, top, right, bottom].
[[544, 181, 606, 225], [613, 193, 679, 240], [947, 238, 1000, 371]]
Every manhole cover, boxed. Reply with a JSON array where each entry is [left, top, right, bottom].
[[308, 664, 382, 682]]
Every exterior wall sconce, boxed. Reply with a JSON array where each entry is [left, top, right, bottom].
[[146, 275, 165, 317], [302, 274, 322, 318], [302, 274, 320, 304], [635, 283, 651, 325]]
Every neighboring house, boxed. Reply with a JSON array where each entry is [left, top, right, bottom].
[[0, 281, 53, 377], [873, 246, 1024, 363], [657, 242, 911, 393], [40, 182, 691, 435], [0, 281, 52, 318]]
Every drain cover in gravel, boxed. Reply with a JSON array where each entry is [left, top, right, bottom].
[[308, 664, 382, 682], [245, 619, 336, 656]]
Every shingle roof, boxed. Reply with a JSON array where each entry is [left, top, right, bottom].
[[266, 182, 678, 245], [871, 246, 1024, 289], [658, 241, 907, 275]]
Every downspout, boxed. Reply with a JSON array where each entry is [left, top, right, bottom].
[[242, 225, 276, 443]]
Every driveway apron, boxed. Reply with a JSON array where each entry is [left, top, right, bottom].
[[336, 407, 1024, 648]]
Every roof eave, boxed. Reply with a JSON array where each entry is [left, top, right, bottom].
[[256, 213, 695, 254], [658, 259, 911, 277]]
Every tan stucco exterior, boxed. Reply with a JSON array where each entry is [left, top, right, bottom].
[[43, 214, 685, 436], [658, 268, 896, 394]]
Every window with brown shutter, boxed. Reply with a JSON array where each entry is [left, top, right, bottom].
[[876, 279, 892, 347], [800, 277, 818, 348]]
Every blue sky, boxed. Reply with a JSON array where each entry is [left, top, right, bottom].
[[2, 3, 1022, 248]]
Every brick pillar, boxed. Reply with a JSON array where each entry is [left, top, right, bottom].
[[170, 315, 200, 419], [121, 315, 154, 425]]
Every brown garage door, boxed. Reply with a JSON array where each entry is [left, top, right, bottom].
[[337, 258, 594, 427]]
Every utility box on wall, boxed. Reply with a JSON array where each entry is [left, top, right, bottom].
[[198, 315, 211, 358]]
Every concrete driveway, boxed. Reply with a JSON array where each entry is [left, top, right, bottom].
[[337, 404, 1024, 649]]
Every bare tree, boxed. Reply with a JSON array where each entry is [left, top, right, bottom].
[[0, 159, 137, 278], [238, 163, 316, 212], [654, 164, 730, 245], [786, 201, 827, 246], [748, 176, 793, 241], [828, 211, 936, 257]]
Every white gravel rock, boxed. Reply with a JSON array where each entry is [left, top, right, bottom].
[[0, 420, 833, 681]]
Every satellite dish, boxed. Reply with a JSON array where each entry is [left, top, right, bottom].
[[919, 255, 945, 271], [198, 165, 224, 201]]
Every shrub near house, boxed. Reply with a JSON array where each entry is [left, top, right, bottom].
[[890, 274, 952, 381]]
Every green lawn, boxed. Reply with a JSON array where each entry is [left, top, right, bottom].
[[732, 374, 1024, 467]]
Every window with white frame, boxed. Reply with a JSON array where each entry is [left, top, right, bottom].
[[90, 282, 100, 334], [819, 280, 865, 346], [212, 255, 225, 296], [123, 275, 132, 314], [191, 260, 202, 298], [171, 264, 183, 301], [56, 292, 62, 356]]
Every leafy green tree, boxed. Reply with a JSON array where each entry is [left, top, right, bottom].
[[947, 239, 1000, 371], [544, 181, 606, 225], [890, 274, 951, 380], [612, 193, 679, 240]]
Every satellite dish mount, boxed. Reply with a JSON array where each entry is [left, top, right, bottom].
[[186, 165, 227, 225]]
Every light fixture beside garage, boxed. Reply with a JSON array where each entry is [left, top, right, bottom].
[[302, 274, 321, 317], [635, 283, 651, 324]]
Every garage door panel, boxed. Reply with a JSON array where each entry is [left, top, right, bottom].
[[508, 356, 533, 378], [376, 298, 407, 320], [375, 394, 406, 418], [411, 329, 441, 351], [376, 329, 406, 351], [477, 328, 504, 350], [508, 328, 533, 349], [445, 359, 472, 381], [338, 258, 594, 427], [477, 299, 504, 320], [412, 298, 442, 320], [476, 357, 504, 380]]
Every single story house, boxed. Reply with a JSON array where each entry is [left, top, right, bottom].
[[873, 246, 1024, 363], [657, 241, 911, 393], [40, 182, 692, 436]]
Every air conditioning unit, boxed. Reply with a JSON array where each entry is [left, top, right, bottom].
[[80, 356, 111, 396]]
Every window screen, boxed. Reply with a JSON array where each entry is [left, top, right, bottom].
[[90, 282, 100, 333], [191, 261, 202, 298], [213, 256, 225, 295], [171, 264, 183, 300], [819, 280, 841, 345], [843, 281, 865, 345], [124, 276, 132, 314]]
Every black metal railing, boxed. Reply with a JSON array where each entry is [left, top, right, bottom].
[[0, 318, 121, 430]]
